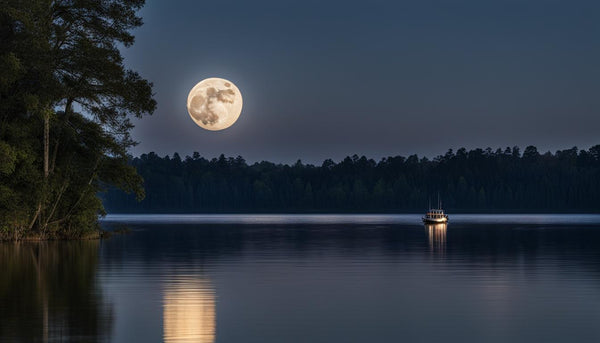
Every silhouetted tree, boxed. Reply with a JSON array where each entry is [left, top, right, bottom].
[[1, 0, 155, 238], [103, 144, 600, 213]]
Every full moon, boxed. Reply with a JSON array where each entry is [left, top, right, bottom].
[[187, 78, 243, 131]]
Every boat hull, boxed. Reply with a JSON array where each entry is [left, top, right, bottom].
[[422, 217, 448, 223]]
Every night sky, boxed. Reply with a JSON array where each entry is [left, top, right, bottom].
[[123, 0, 600, 164]]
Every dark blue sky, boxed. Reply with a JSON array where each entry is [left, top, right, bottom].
[[123, 0, 600, 163]]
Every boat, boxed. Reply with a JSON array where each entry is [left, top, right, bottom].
[[422, 209, 448, 223], [422, 195, 449, 223]]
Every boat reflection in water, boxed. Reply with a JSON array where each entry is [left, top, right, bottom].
[[425, 222, 447, 253], [163, 278, 216, 343]]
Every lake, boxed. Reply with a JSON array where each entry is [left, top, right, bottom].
[[2, 214, 600, 342]]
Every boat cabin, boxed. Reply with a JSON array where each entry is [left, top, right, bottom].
[[425, 209, 445, 219]]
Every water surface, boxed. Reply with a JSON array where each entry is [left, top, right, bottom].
[[2, 214, 600, 342]]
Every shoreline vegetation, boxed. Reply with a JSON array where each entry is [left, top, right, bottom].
[[1, 2, 155, 241], [4, 139, 600, 242], [0, 225, 130, 242], [104, 144, 600, 214], [2, 3, 599, 241], [0, 225, 133, 242], [0, 230, 101, 242]]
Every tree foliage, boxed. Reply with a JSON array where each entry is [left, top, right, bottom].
[[0, 0, 155, 238], [104, 145, 600, 213]]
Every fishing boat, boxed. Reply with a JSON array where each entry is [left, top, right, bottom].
[[422, 196, 449, 223]]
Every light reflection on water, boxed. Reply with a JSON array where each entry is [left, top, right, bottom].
[[3, 214, 600, 342], [163, 278, 215, 343], [426, 222, 447, 254]]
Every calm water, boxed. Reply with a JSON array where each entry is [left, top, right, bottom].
[[2, 214, 600, 342]]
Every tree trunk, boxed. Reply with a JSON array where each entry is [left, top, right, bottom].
[[31, 109, 51, 232], [50, 98, 72, 174], [28, 203, 42, 231], [44, 110, 49, 178], [42, 180, 69, 232]]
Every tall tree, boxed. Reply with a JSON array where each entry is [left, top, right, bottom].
[[0, 0, 155, 238]]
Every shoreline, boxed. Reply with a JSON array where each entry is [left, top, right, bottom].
[[5, 213, 600, 241], [101, 213, 600, 226], [0, 228, 133, 242], [0, 230, 102, 242]]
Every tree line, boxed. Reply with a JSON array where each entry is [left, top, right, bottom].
[[0, 1, 154, 239], [103, 145, 600, 213]]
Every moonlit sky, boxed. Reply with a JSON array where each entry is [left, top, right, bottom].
[[122, 0, 600, 164]]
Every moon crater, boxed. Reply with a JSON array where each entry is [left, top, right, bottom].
[[187, 78, 243, 130]]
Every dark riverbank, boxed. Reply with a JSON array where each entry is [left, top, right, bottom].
[[6, 212, 600, 241], [0, 230, 101, 242], [103, 146, 600, 214], [0, 226, 132, 242]]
